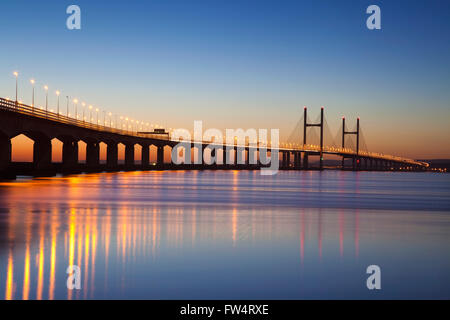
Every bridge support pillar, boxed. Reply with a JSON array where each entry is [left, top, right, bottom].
[[141, 144, 150, 168], [248, 148, 257, 166], [293, 152, 298, 169], [107, 143, 118, 168], [244, 148, 249, 166], [0, 136, 12, 178], [200, 145, 206, 166], [33, 137, 52, 171], [125, 144, 135, 169], [303, 152, 309, 170], [157, 145, 164, 166], [86, 142, 100, 168], [62, 140, 78, 169], [236, 147, 245, 165], [281, 151, 289, 169]]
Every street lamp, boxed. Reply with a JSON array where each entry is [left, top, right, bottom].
[[109, 112, 112, 127], [30, 79, 35, 110], [55, 91, 60, 116], [44, 85, 49, 114], [96, 108, 99, 125], [13, 71, 18, 106], [66, 96, 69, 116], [89, 105, 93, 124], [82, 102, 86, 122], [73, 99, 78, 120]]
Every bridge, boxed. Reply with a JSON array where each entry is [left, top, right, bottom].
[[0, 97, 428, 179]]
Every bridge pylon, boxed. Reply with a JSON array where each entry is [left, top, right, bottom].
[[341, 116, 360, 170], [303, 106, 324, 170]]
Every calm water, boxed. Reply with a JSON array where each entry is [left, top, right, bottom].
[[0, 170, 449, 300]]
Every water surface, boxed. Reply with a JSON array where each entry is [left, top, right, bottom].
[[0, 170, 449, 299]]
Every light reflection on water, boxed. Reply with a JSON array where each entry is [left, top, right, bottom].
[[0, 171, 449, 299]]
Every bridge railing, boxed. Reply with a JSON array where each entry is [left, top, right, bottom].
[[0, 97, 171, 141]]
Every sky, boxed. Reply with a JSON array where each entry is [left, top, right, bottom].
[[1, 0, 449, 159]]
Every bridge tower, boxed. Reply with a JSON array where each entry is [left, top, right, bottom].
[[342, 116, 360, 170], [303, 106, 324, 170]]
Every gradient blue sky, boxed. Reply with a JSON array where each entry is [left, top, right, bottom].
[[1, 0, 449, 158]]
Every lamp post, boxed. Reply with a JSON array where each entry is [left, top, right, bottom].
[[88, 105, 93, 124], [66, 96, 69, 116], [96, 108, 99, 126], [30, 79, 35, 111], [13, 71, 18, 107], [44, 85, 49, 115], [109, 112, 112, 127], [82, 102, 86, 122], [73, 99, 78, 120], [55, 91, 60, 117]]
